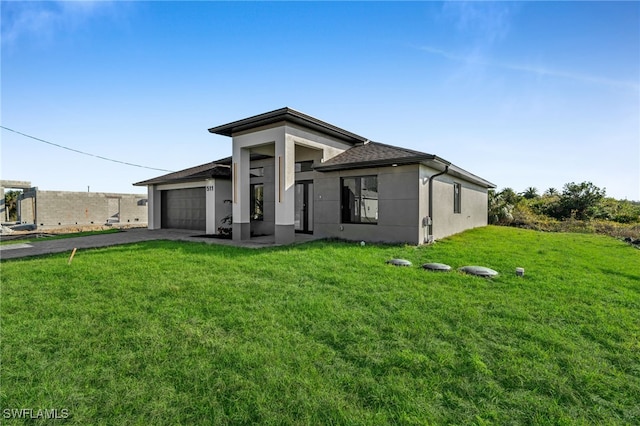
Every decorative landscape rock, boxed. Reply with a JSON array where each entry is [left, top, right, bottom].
[[459, 265, 499, 277], [386, 258, 412, 267], [422, 262, 452, 271]]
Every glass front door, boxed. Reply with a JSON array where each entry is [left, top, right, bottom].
[[294, 181, 313, 233]]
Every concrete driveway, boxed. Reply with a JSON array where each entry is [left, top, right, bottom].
[[0, 228, 293, 260]]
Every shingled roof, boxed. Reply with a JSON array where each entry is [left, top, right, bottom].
[[314, 141, 495, 188], [133, 160, 231, 186], [314, 141, 448, 171]]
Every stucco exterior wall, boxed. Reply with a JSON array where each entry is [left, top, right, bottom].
[[284, 123, 354, 162], [313, 164, 489, 244], [314, 164, 422, 244], [430, 175, 488, 240], [18, 190, 147, 229], [231, 122, 356, 244], [418, 164, 438, 243], [147, 185, 161, 230], [139, 161, 489, 244]]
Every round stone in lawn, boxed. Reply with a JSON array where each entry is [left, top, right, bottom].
[[422, 262, 452, 271], [459, 265, 499, 277], [386, 258, 412, 267]]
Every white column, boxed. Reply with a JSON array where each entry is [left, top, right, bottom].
[[205, 179, 216, 234], [232, 146, 251, 240], [147, 185, 161, 230], [274, 135, 295, 244]]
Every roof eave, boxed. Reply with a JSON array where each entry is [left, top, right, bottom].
[[208, 107, 368, 145], [134, 177, 215, 187], [446, 165, 496, 188], [133, 164, 231, 187], [314, 156, 495, 188], [315, 155, 436, 172]]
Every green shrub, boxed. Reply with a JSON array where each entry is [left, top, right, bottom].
[[554, 181, 606, 220], [492, 181, 639, 239], [592, 220, 640, 239]]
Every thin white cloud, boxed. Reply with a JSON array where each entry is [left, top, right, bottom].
[[500, 61, 640, 92], [441, 1, 516, 44], [433, 2, 638, 92], [419, 45, 640, 92], [1, 1, 119, 47], [420, 45, 478, 64]]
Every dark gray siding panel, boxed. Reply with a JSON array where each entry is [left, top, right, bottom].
[[161, 188, 206, 231]]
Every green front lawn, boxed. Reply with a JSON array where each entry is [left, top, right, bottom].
[[1, 226, 638, 424], [0, 229, 121, 246]]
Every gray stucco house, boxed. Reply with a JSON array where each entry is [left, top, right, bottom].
[[134, 108, 495, 245]]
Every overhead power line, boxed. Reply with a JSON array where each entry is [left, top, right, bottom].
[[1, 125, 174, 173]]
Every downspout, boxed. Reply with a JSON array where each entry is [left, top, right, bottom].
[[426, 165, 449, 243]]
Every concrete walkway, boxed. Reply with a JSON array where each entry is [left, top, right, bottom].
[[0, 229, 318, 260]]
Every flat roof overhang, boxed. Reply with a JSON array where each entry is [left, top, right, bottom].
[[208, 107, 369, 145]]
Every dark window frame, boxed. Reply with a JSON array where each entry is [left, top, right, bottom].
[[295, 161, 314, 173], [250, 183, 264, 221], [341, 175, 378, 225], [250, 167, 264, 178], [453, 182, 462, 214]]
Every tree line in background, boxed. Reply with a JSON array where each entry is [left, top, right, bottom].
[[489, 181, 640, 239]]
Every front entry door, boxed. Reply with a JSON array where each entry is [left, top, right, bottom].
[[294, 181, 313, 233]]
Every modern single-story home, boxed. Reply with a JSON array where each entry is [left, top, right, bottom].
[[134, 108, 495, 245]]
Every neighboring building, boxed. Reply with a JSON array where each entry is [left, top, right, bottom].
[[16, 188, 148, 229], [134, 108, 495, 245], [1, 180, 32, 222]]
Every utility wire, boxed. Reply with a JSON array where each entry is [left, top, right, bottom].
[[1, 125, 174, 173]]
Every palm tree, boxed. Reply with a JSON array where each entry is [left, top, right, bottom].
[[488, 189, 516, 224], [4, 190, 19, 222], [521, 187, 539, 199]]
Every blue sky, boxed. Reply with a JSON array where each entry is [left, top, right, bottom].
[[2, 1, 639, 200]]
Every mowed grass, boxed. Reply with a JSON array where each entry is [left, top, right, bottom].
[[0, 229, 121, 246], [1, 226, 639, 425]]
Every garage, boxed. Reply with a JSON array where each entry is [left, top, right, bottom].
[[161, 187, 206, 230]]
